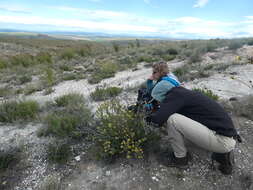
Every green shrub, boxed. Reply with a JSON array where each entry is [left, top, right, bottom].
[[166, 48, 178, 55], [24, 85, 42, 95], [0, 148, 21, 170], [39, 94, 93, 139], [36, 52, 52, 64], [0, 100, 40, 122], [93, 101, 158, 160], [55, 93, 84, 107], [60, 49, 75, 60], [88, 62, 118, 84], [162, 54, 176, 61], [10, 54, 35, 67], [228, 41, 243, 50], [62, 73, 76, 81], [112, 42, 120, 52], [44, 67, 55, 87], [47, 141, 72, 164], [0, 87, 12, 97], [19, 75, 32, 84], [76, 47, 91, 57], [247, 40, 253, 46], [91, 86, 122, 101], [0, 59, 7, 69], [192, 88, 219, 101], [59, 65, 72, 71], [136, 55, 154, 63]]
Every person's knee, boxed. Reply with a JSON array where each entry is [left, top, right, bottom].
[[167, 113, 181, 127]]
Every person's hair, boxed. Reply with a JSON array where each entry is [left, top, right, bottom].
[[152, 61, 169, 76]]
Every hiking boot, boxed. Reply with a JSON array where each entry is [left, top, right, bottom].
[[211, 151, 234, 175], [167, 152, 189, 169]]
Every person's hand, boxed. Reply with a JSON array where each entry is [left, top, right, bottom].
[[148, 75, 154, 80]]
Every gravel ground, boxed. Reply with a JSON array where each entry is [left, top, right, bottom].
[[1, 46, 253, 190]]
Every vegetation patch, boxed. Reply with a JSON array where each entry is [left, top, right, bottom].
[[0, 148, 21, 171], [0, 100, 40, 122], [88, 62, 118, 84], [92, 101, 158, 161], [192, 88, 219, 101], [90, 86, 122, 101], [47, 141, 72, 164], [38, 93, 93, 139]]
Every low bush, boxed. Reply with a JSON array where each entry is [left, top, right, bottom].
[[88, 62, 118, 84], [10, 54, 35, 67], [92, 101, 158, 160], [62, 73, 77, 81], [0, 87, 13, 97], [19, 75, 32, 84], [162, 54, 176, 61], [90, 86, 122, 101], [228, 41, 243, 50], [39, 94, 93, 139], [0, 58, 7, 69], [47, 141, 72, 164], [36, 52, 52, 64], [0, 148, 21, 170], [60, 49, 75, 60], [55, 93, 84, 107], [0, 100, 40, 122], [192, 88, 219, 101]]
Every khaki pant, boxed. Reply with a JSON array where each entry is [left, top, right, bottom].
[[167, 113, 236, 158]]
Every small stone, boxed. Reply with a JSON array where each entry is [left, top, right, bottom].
[[152, 176, 159, 182], [106, 171, 111, 176], [75, 155, 81, 161], [182, 178, 186, 181]]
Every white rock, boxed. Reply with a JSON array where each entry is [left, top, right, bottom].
[[74, 155, 81, 161], [106, 171, 111, 176]]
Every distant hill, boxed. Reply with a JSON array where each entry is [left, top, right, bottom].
[[0, 28, 177, 41]]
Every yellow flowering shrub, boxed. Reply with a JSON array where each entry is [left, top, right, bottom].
[[93, 100, 156, 160]]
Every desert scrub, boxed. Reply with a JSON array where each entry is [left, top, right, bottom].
[[88, 61, 118, 84], [0, 147, 21, 170], [90, 86, 122, 101], [39, 174, 61, 190], [47, 141, 72, 164], [230, 95, 253, 120], [60, 48, 75, 60], [0, 100, 40, 122], [36, 52, 52, 64], [0, 87, 13, 98], [54, 93, 84, 107], [0, 58, 7, 69], [192, 88, 219, 101], [39, 94, 93, 139], [93, 101, 157, 160], [18, 75, 32, 84]]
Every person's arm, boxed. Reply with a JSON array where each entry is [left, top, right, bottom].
[[146, 79, 155, 93], [149, 91, 185, 126]]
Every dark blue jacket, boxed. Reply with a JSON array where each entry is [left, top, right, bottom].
[[150, 87, 238, 137]]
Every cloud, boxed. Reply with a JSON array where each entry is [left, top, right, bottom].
[[0, 6, 252, 38], [54, 6, 130, 20], [144, 0, 151, 4], [88, 0, 101, 2], [0, 5, 31, 14], [193, 0, 209, 8], [0, 15, 157, 34]]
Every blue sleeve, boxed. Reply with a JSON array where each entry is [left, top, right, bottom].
[[146, 79, 155, 93]]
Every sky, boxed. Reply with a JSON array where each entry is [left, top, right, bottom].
[[0, 0, 253, 39]]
